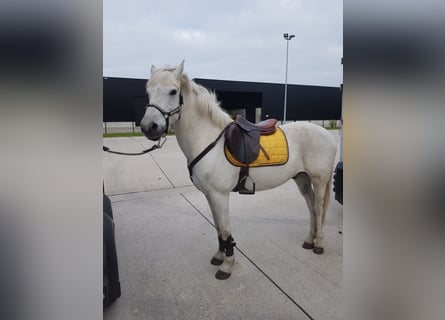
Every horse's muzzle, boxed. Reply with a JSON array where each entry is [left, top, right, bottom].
[[140, 121, 165, 141]]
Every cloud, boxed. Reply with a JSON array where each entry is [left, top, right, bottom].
[[104, 0, 343, 86]]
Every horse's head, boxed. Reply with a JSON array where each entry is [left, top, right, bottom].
[[140, 60, 185, 141]]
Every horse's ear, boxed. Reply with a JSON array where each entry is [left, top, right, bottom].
[[179, 73, 190, 92], [150, 64, 157, 75], [174, 60, 185, 79]]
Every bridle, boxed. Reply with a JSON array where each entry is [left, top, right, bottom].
[[145, 91, 184, 136], [103, 90, 183, 156], [103, 91, 183, 156]]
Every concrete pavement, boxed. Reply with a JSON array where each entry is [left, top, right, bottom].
[[103, 131, 342, 320]]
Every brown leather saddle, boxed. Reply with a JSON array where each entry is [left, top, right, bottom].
[[224, 115, 277, 194]]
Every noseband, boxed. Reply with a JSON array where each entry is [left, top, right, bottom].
[[146, 91, 184, 135]]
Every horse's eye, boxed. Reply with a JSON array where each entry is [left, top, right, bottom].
[[169, 89, 177, 96]]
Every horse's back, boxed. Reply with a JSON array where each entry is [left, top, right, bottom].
[[281, 121, 336, 147], [280, 122, 337, 179]]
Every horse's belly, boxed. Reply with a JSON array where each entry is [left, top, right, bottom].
[[247, 160, 302, 191]]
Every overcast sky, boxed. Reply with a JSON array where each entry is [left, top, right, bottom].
[[104, 0, 342, 87]]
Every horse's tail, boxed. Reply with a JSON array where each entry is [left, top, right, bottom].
[[322, 171, 333, 225]]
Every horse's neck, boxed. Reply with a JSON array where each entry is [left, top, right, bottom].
[[173, 104, 228, 163]]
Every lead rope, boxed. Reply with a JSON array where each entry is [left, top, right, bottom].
[[103, 136, 167, 156]]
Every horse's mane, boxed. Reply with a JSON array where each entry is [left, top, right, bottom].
[[181, 75, 233, 129]]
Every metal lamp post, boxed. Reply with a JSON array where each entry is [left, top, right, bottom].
[[283, 33, 295, 124]]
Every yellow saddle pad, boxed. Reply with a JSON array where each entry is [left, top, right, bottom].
[[224, 127, 289, 167]]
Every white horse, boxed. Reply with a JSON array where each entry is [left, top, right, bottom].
[[140, 60, 337, 280]]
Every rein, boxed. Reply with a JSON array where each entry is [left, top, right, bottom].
[[187, 122, 233, 179], [103, 136, 167, 156]]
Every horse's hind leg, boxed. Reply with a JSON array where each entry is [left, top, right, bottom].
[[205, 192, 235, 280], [294, 172, 316, 249], [312, 180, 328, 254]]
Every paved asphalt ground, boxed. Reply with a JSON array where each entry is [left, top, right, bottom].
[[103, 130, 342, 320]]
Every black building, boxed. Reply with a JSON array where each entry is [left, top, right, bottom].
[[103, 77, 341, 124]]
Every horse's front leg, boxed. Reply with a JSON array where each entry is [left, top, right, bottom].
[[205, 193, 224, 266], [205, 191, 235, 280]]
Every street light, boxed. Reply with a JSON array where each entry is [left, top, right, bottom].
[[283, 33, 295, 124]]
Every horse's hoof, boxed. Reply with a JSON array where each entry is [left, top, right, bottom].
[[313, 247, 324, 254], [210, 257, 224, 266], [215, 270, 231, 280], [302, 242, 314, 249]]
